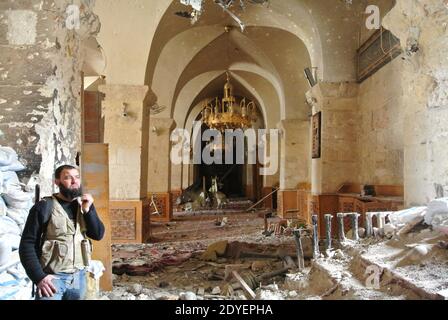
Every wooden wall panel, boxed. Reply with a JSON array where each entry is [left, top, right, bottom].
[[148, 192, 172, 222], [110, 200, 143, 243], [82, 143, 112, 291], [278, 190, 299, 219]]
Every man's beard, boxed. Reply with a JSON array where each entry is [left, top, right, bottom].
[[58, 183, 83, 200]]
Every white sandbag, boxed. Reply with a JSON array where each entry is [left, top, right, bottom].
[[2, 190, 33, 210], [0, 234, 21, 250], [0, 161, 25, 172], [1, 171, 33, 210], [0, 265, 32, 300], [0, 240, 11, 266], [388, 207, 427, 227], [425, 198, 448, 226], [6, 208, 26, 228], [1, 171, 20, 186], [8, 283, 32, 300], [0, 271, 16, 285], [0, 216, 22, 236], [7, 263, 28, 281], [0, 197, 7, 217], [1, 171, 22, 202], [0, 287, 20, 300], [0, 147, 18, 167]]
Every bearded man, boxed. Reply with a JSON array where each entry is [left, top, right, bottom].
[[19, 165, 105, 300]]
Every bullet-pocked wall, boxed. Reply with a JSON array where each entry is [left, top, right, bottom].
[[0, 0, 100, 195], [382, 0, 448, 205]]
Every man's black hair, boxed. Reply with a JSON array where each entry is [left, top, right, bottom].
[[54, 165, 78, 179]]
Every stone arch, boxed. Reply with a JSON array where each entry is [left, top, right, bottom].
[[173, 67, 280, 131]]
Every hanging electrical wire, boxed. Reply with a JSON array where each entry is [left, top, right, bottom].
[[176, 0, 270, 31]]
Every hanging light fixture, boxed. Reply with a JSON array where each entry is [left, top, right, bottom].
[[201, 27, 257, 132], [201, 72, 257, 132]]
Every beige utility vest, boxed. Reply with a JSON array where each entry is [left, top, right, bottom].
[[40, 196, 90, 274]]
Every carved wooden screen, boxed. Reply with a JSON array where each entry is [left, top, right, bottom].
[[312, 112, 321, 159]]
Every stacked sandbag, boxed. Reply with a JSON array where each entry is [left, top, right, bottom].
[[425, 198, 448, 234], [0, 146, 34, 300]]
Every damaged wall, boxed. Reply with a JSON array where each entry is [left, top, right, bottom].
[[358, 57, 404, 186], [0, 0, 100, 195], [383, 0, 448, 205]]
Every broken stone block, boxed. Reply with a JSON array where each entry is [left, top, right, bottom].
[[155, 292, 179, 300], [124, 293, 136, 300], [137, 294, 150, 300], [108, 292, 123, 300], [211, 286, 221, 295], [251, 260, 271, 272], [396, 244, 433, 268], [263, 283, 279, 291], [384, 224, 397, 238], [180, 291, 197, 300], [410, 244, 430, 259], [130, 283, 142, 295], [197, 287, 205, 296], [258, 289, 285, 300], [334, 249, 345, 260], [397, 215, 425, 236], [200, 240, 228, 261], [288, 290, 298, 298]]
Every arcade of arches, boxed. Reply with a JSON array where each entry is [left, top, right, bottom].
[[1, 0, 448, 300]]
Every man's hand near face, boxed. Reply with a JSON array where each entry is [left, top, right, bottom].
[[79, 193, 94, 214]]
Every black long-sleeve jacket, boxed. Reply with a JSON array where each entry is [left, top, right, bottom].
[[19, 196, 105, 284]]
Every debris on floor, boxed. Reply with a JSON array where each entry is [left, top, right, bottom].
[[105, 199, 448, 300]]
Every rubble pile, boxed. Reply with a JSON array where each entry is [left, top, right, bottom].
[[175, 199, 253, 217], [0, 146, 35, 300], [280, 201, 448, 300], [107, 199, 448, 301], [107, 236, 314, 300]]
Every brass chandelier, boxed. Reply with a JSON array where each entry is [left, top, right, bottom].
[[201, 71, 257, 132]]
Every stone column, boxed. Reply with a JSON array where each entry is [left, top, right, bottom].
[[99, 84, 151, 200], [277, 119, 310, 218], [148, 117, 175, 221], [170, 159, 183, 212], [171, 156, 183, 192], [261, 132, 280, 210], [182, 162, 190, 190], [306, 82, 360, 194], [189, 163, 194, 185], [383, 0, 448, 206], [245, 163, 254, 200]]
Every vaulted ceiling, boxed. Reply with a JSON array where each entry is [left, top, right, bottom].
[[94, 0, 393, 129]]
